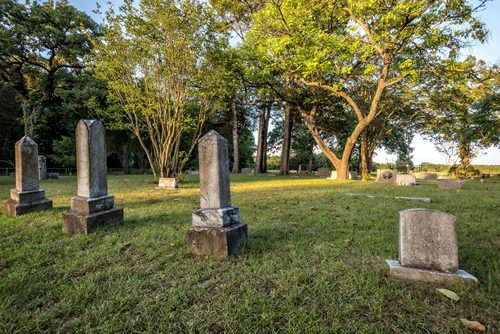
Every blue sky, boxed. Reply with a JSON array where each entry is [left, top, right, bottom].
[[69, 0, 499, 165]]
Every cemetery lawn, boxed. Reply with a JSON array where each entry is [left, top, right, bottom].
[[0, 175, 499, 333]]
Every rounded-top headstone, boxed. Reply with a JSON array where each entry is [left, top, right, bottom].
[[76, 120, 108, 198], [198, 130, 231, 209], [399, 208, 458, 273], [15, 136, 39, 191]]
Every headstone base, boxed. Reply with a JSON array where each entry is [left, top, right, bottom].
[[62, 206, 123, 235], [4, 198, 53, 217], [386, 260, 478, 286], [192, 206, 240, 227], [187, 222, 248, 257], [157, 178, 179, 189]]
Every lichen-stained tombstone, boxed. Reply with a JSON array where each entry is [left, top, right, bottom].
[[4, 137, 53, 217], [187, 130, 248, 257], [62, 120, 123, 235], [38, 155, 47, 180], [376, 169, 396, 183], [386, 209, 478, 286]]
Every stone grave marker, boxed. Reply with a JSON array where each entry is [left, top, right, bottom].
[[187, 130, 247, 257], [4, 137, 53, 216], [328, 171, 358, 180], [241, 167, 253, 174], [316, 168, 330, 177], [376, 169, 396, 183], [396, 174, 416, 186], [157, 177, 179, 189], [38, 155, 47, 180], [386, 208, 477, 286], [438, 179, 463, 190], [62, 120, 123, 235], [415, 172, 437, 181]]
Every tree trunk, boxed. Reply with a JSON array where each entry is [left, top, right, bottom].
[[280, 103, 293, 176], [360, 130, 370, 180], [307, 144, 313, 174], [255, 104, 267, 174], [231, 98, 240, 174], [262, 106, 271, 173], [121, 144, 130, 174]]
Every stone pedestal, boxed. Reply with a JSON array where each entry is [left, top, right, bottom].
[[387, 209, 477, 286], [62, 120, 123, 235], [4, 137, 52, 217], [157, 177, 179, 189], [187, 130, 247, 257]]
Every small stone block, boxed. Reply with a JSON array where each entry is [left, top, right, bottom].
[[376, 169, 396, 182], [187, 222, 247, 257], [10, 189, 46, 203], [394, 196, 431, 203], [157, 178, 179, 189], [192, 206, 240, 227], [4, 198, 53, 217], [396, 174, 416, 186], [438, 179, 463, 190], [70, 195, 115, 214], [62, 206, 124, 235], [386, 260, 478, 286]]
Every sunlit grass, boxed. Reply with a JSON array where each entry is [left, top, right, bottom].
[[0, 174, 498, 332]]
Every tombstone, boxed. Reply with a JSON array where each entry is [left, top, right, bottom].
[[187, 131, 247, 257], [157, 177, 179, 189], [38, 155, 47, 180], [396, 174, 416, 186], [438, 179, 463, 190], [386, 209, 477, 286], [328, 171, 358, 180], [62, 120, 123, 235], [241, 167, 253, 174], [415, 172, 437, 181], [376, 169, 396, 183], [4, 137, 53, 217], [316, 168, 330, 177], [47, 172, 59, 179]]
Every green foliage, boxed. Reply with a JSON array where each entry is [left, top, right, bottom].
[[92, 0, 228, 178], [0, 0, 100, 135], [48, 136, 75, 168]]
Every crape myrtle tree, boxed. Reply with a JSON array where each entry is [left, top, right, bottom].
[[423, 57, 500, 177], [0, 0, 99, 137], [244, 0, 488, 179], [92, 0, 227, 179]]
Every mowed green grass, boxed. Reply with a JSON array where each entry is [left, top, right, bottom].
[[0, 174, 498, 333]]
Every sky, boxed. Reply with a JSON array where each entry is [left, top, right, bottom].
[[69, 0, 500, 165]]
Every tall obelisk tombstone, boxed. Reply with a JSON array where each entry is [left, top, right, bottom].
[[4, 136, 53, 216], [187, 130, 248, 257], [62, 120, 123, 235]]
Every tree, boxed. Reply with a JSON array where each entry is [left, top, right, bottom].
[[92, 0, 225, 179], [423, 57, 500, 177], [244, 0, 487, 179], [0, 0, 99, 136]]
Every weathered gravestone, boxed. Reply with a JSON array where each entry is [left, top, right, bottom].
[[241, 167, 253, 174], [328, 171, 358, 180], [438, 179, 464, 190], [376, 169, 396, 183], [157, 177, 179, 189], [396, 174, 416, 186], [316, 168, 330, 177], [4, 137, 53, 217], [62, 120, 123, 235], [38, 155, 47, 180], [386, 209, 477, 286], [415, 172, 437, 181], [187, 131, 248, 257]]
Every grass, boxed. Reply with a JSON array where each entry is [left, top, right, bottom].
[[0, 174, 499, 333]]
